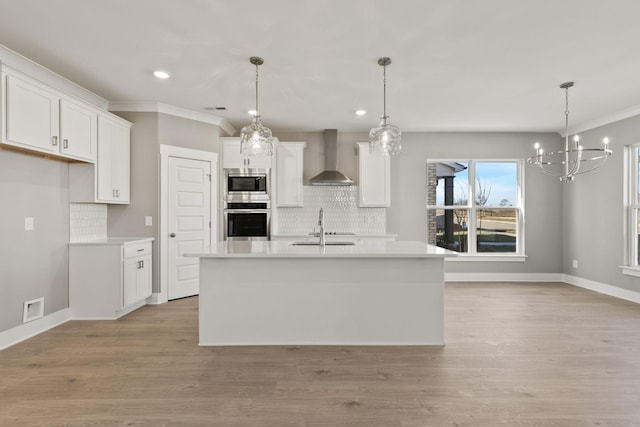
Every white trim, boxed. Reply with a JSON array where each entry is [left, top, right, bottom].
[[564, 103, 640, 136], [445, 272, 563, 282], [445, 272, 640, 305], [562, 273, 640, 304], [0, 308, 71, 351], [160, 144, 218, 304], [146, 293, 165, 305], [446, 255, 527, 262], [0, 45, 108, 109], [109, 101, 235, 136]]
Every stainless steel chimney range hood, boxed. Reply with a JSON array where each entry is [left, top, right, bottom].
[[308, 129, 354, 186]]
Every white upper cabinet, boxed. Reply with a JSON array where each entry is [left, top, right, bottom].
[[221, 138, 273, 169], [97, 115, 131, 203], [356, 142, 391, 207], [69, 114, 131, 204], [4, 73, 60, 154], [275, 141, 306, 207], [60, 98, 97, 162], [2, 71, 97, 162]]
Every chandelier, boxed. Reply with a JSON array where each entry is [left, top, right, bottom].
[[239, 56, 274, 157], [528, 82, 611, 182], [369, 57, 401, 155]]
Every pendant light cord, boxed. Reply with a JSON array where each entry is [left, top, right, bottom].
[[255, 63, 259, 117], [383, 64, 387, 118]]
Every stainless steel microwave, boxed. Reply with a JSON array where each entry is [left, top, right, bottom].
[[224, 169, 270, 201]]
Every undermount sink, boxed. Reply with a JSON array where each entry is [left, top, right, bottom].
[[289, 241, 356, 246]]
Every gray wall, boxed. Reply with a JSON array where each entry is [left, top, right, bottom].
[[276, 130, 564, 275], [108, 112, 221, 294], [562, 115, 640, 293], [0, 149, 70, 332]]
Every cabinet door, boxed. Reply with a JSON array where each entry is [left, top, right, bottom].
[[357, 142, 391, 207], [276, 142, 305, 207], [111, 121, 130, 202], [222, 140, 244, 169], [5, 74, 59, 153], [222, 138, 272, 169], [96, 117, 115, 202], [97, 116, 130, 203], [123, 257, 139, 308], [60, 99, 97, 162], [136, 254, 152, 301]]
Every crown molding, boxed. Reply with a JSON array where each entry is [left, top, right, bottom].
[[0, 44, 109, 109], [108, 101, 236, 136], [561, 104, 640, 137]]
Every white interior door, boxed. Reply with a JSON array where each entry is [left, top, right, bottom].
[[168, 156, 212, 300]]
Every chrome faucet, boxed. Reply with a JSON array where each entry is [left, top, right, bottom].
[[318, 208, 325, 246]]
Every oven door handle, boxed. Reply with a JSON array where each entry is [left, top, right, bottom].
[[225, 210, 270, 214]]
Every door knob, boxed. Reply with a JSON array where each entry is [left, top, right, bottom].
[[169, 233, 176, 238]]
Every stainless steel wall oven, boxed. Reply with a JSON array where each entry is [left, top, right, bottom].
[[224, 201, 270, 241]]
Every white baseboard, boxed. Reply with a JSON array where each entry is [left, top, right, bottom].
[[445, 272, 564, 282], [0, 308, 71, 351], [146, 292, 167, 305], [562, 274, 640, 304]]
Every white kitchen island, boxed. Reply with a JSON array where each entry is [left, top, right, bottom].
[[188, 240, 456, 346]]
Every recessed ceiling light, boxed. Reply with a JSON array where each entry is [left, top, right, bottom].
[[153, 70, 170, 79], [355, 109, 367, 116]]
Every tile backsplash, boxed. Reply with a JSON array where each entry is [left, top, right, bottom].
[[276, 186, 386, 234], [69, 203, 107, 242]]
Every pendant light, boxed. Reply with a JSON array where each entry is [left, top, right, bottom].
[[239, 56, 274, 157], [528, 82, 611, 181], [369, 57, 401, 155]]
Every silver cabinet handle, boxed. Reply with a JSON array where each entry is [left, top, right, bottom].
[[113, 189, 116, 198], [52, 136, 58, 146], [63, 139, 68, 149], [116, 189, 120, 197], [169, 233, 176, 238]]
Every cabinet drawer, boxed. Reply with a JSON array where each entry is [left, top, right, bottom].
[[123, 242, 152, 259]]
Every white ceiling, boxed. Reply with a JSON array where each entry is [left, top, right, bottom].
[[1, 0, 639, 135]]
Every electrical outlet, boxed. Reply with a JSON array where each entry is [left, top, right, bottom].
[[145, 216, 153, 226], [24, 217, 34, 231], [572, 259, 578, 269]]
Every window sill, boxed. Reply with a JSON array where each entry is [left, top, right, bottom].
[[620, 266, 640, 277], [446, 254, 527, 262]]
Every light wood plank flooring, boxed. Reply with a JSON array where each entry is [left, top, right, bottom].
[[2, 282, 640, 426]]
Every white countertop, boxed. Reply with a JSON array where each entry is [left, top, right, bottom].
[[271, 232, 398, 239], [187, 240, 457, 259], [68, 237, 154, 246]]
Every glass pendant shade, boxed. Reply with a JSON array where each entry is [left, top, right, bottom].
[[370, 57, 401, 156], [240, 115, 273, 156], [370, 116, 402, 155], [239, 56, 273, 157]]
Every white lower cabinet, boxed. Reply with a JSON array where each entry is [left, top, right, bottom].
[[69, 239, 153, 319]]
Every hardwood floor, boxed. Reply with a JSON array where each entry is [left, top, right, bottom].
[[2, 282, 640, 426]]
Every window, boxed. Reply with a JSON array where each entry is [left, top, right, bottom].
[[426, 160, 524, 257], [623, 144, 640, 276]]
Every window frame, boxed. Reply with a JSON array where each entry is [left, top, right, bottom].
[[426, 158, 526, 261]]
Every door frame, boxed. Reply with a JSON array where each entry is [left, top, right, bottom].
[[157, 144, 218, 304]]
